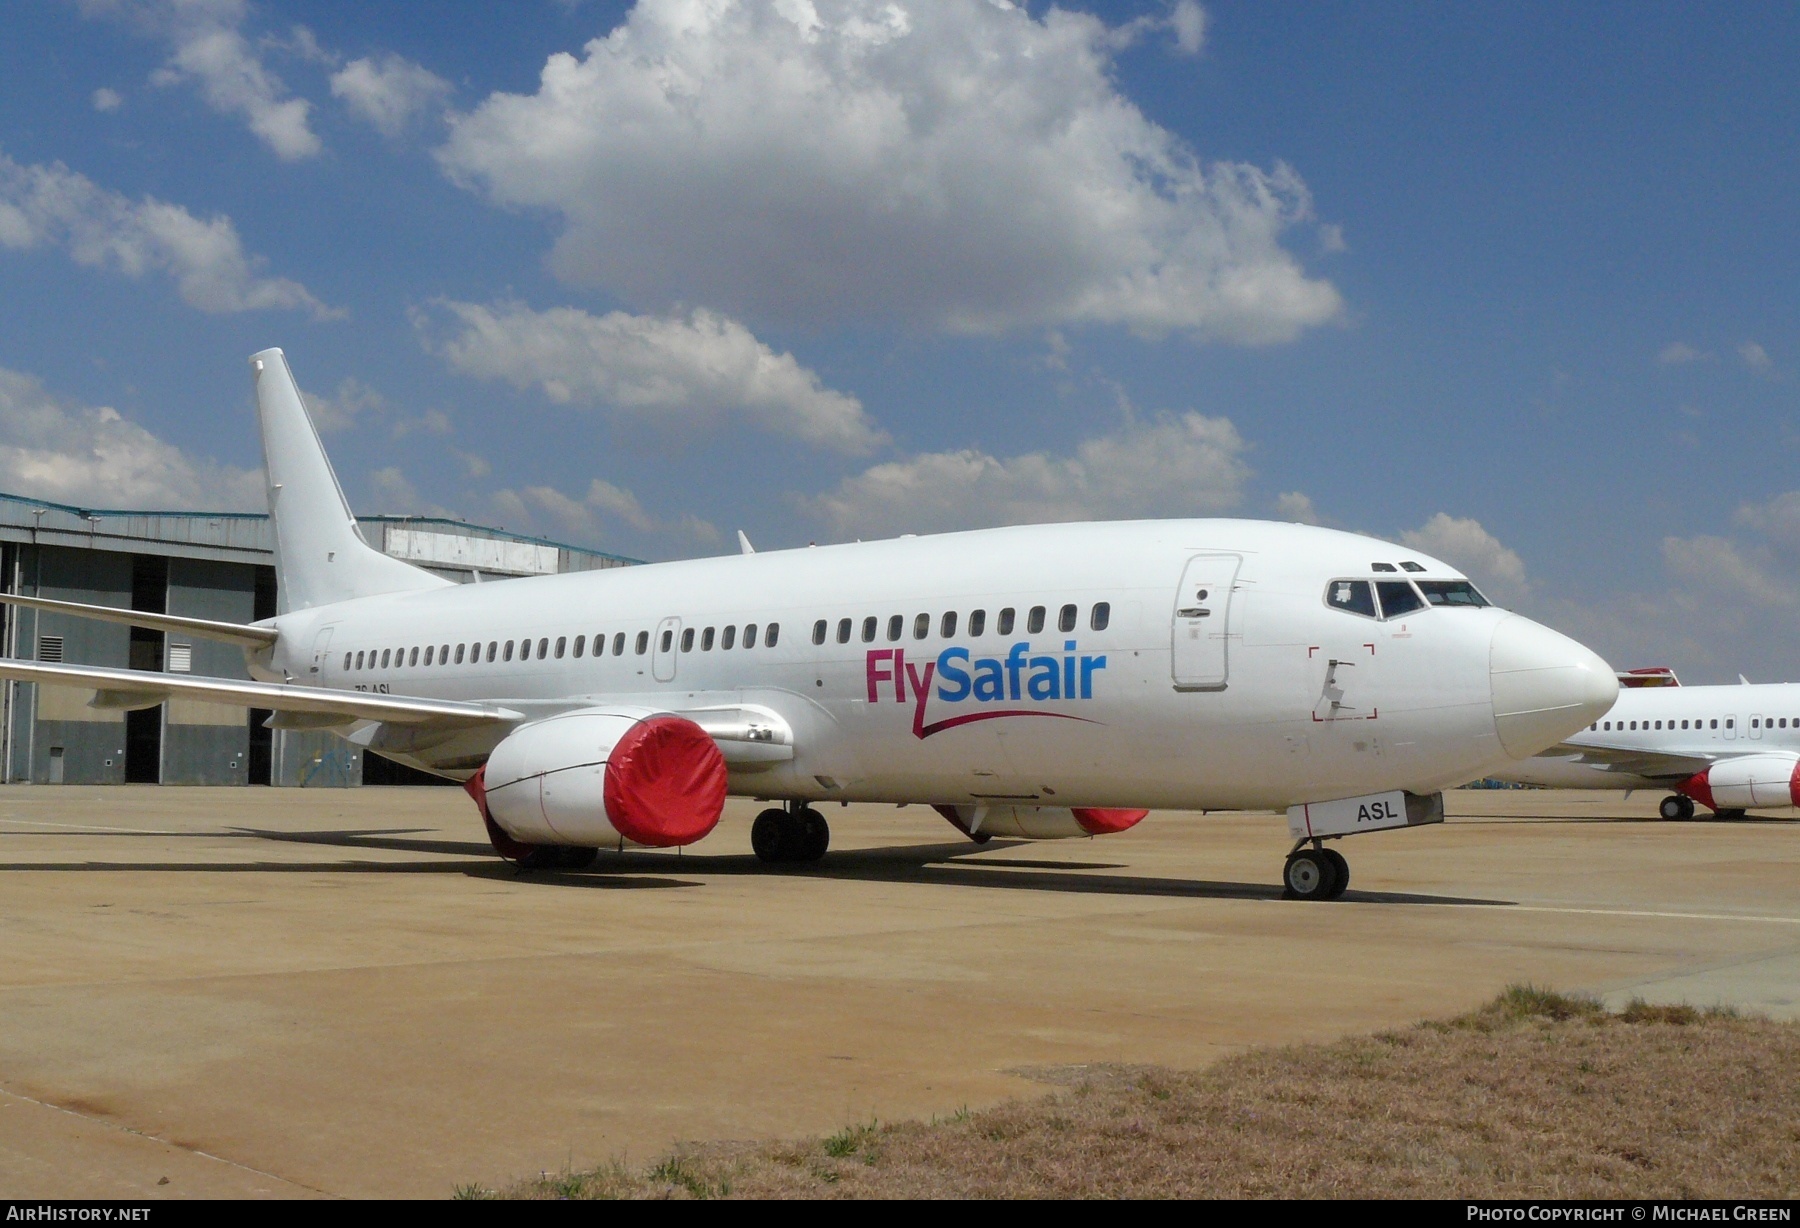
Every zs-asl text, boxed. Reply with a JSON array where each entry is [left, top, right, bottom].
[[353, 683, 390, 694]]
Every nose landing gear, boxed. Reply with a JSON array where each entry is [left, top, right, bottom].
[[1283, 840, 1349, 900], [751, 802, 831, 864]]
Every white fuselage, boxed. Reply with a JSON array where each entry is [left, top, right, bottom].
[[1497, 683, 1800, 790], [249, 519, 1605, 811]]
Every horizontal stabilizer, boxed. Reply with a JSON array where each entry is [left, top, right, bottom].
[[0, 657, 519, 729], [0, 592, 278, 649]]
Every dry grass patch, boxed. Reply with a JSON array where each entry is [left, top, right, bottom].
[[473, 987, 1800, 1199]]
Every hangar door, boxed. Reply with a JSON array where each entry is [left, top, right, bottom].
[[1171, 554, 1240, 691]]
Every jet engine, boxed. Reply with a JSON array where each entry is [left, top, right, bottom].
[[933, 803, 1148, 842], [1677, 753, 1800, 811], [473, 706, 728, 850]]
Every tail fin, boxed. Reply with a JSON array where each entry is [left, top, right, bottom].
[[251, 348, 450, 612]]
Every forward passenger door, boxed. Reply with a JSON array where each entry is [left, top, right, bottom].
[[1171, 555, 1240, 691]]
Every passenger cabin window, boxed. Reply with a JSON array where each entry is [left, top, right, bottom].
[[381, 649, 392, 668], [1325, 580, 1377, 619], [440, 643, 449, 663], [1058, 604, 1077, 633], [660, 629, 673, 652], [503, 641, 514, 661], [1027, 606, 1046, 634], [1376, 581, 1425, 618], [343, 652, 352, 670], [1417, 580, 1490, 607], [454, 644, 465, 664], [355, 651, 365, 669], [813, 620, 827, 646], [861, 617, 877, 643], [555, 637, 567, 659], [766, 623, 779, 647], [487, 641, 498, 662], [1090, 602, 1110, 631], [610, 633, 624, 656], [969, 609, 986, 636], [887, 615, 903, 642], [681, 628, 695, 652], [998, 608, 1015, 635], [573, 636, 585, 658], [745, 624, 759, 649], [914, 613, 930, 639], [538, 637, 549, 658], [722, 625, 736, 650], [702, 627, 716, 650], [941, 611, 957, 638], [635, 631, 650, 655], [409, 647, 420, 666], [424, 646, 434, 666], [837, 618, 852, 644]]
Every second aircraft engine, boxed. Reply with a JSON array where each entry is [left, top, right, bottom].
[[481, 706, 728, 847], [933, 803, 1149, 842], [1678, 752, 1800, 811]]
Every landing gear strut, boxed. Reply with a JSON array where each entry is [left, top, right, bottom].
[[751, 802, 830, 864], [1283, 839, 1349, 901], [1659, 794, 1696, 821]]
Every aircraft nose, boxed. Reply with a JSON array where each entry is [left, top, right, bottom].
[[1489, 614, 1618, 759]]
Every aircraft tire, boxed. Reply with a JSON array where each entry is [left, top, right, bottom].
[[513, 845, 564, 871], [1659, 795, 1695, 821], [1282, 850, 1337, 900], [751, 808, 790, 863], [1320, 848, 1350, 899], [796, 808, 830, 862]]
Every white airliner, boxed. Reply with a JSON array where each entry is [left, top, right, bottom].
[[0, 349, 1618, 898], [1493, 670, 1800, 819]]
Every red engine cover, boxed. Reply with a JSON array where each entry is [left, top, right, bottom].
[[602, 715, 729, 847], [1071, 807, 1150, 835]]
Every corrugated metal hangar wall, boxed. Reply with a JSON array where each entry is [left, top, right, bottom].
[[0, 494, 635, 787]]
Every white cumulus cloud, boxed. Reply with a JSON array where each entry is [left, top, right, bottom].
[[1662, 534, 1795, 608], [1169, 1, 1206, 55], [331, 54, 452, 138], [84, 0, 324, 159], [437, 0, 1340, 340], [424, 299, 884, 453], [807, 411, 1249, 538], [1400, 512, 1529, 604], [0, 366, 263, 510], [1739, 340, 1773, 372], [1657, 341, 1710, 365], [0, 151, 339, 316], [92, 87, 125, 112]]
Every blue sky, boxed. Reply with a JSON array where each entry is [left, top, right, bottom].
[[0, 1, 1795, 681]]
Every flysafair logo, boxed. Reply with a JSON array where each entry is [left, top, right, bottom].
[[867, 642, 1108, 739]]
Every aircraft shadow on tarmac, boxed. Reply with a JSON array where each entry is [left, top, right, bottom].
[[0, 825, 1508, 906], [472, 839, 1506, 907]]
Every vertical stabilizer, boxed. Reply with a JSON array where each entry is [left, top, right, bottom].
[[251, 348, 450, 612]]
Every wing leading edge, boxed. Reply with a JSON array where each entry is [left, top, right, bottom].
[[0, 658, 519, 729]]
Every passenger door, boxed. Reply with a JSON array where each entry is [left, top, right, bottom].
[[652, 616, 681, 683], [1171, 555, 1240, 691], [308, 626, 335, 679]]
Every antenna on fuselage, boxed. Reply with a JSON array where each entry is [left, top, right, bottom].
[[737, 530, 756, 555]]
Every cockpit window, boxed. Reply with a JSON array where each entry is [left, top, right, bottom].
[[1376, 580, 1425, 618], [1325, 579, 1377, 618], [1417, 580, 1490, 607], [1400, 561, 1426, 573]]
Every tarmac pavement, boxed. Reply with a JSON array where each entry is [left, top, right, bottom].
[[0, 785, 1793, 1198]]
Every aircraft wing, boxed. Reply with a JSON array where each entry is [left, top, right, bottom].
[[0, 658, 519, 729], [0, 592, 278, 649], [1536, 741, 1713, 781]]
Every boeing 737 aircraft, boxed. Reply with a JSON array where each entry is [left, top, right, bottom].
[[1494, 670, 1800, 819], [0, 350, 1618, 898]]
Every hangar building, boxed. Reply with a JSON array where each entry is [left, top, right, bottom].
[[0, 492, 636, 787]]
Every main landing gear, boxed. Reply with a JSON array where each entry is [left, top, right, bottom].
[[752, 802, 830, 864], [1659, 794, 1696, 821], [1283, 840, 1349, 901]]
